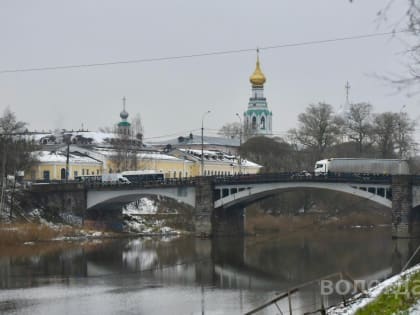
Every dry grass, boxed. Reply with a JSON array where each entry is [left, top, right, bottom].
[[0, 223, 110, 246], [245, 211, 391, 235], [0, 238, 111, 258], [337, 211, 390, 227], [246, 214, 319, 234], [0, 223, 60, 245]]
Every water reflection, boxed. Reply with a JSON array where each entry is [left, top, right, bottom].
[[0, 229, 419, 314]]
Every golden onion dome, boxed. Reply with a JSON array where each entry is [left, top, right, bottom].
[[249, 56, 266, 86]]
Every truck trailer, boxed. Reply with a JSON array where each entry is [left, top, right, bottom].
[[314, 158, 410, 176]]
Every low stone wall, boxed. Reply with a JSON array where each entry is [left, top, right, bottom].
[[26, 183, 87, 225]]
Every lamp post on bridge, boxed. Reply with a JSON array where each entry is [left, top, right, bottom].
[[201, 110, 211, 176], [235, 113, 242, 175]]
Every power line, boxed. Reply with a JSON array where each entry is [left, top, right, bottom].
[[143, 129, 200, 141], [0, 30, 408, 74]]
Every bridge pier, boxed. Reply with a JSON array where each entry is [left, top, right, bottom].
[[85, 208, 123, 231], [212, 206, 245, 236], [195, 178, 246, 237], [392, 175, 414, 238], [194, 177, 215, 236]]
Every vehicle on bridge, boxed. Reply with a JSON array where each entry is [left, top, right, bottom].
[[120, 170, 165, 184], [76, 174, 131, 184], [314, 158, 410, 176], [101, 173, 131, 184], [75, 175, 103, 183]]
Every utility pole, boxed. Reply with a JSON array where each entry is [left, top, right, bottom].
[[63, 133, 71, 182], [236, 113, 242, 175], [66, 141, 70, 182], [0, 137, 7, 216], [201, 110, 211, 176]]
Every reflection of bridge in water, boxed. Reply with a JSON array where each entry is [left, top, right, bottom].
[[2, 233, 420, 314]]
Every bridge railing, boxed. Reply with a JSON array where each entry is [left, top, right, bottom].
[[212, 172, 393, 185], [85, 177, 198, 189], [30, 172, 398, 190]]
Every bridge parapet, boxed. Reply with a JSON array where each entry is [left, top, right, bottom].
[[213, 173, 393, 186], [85, 178, 197, 190]]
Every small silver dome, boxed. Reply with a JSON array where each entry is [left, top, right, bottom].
[[120, 109, 129, 120]]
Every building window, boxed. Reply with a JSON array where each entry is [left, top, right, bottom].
[[173, 171, 176, 178], [43, 170, 50, 181], [60, 168, 66, 180], [74, 171, 78, 178], [260, 116, 266, 129], [82, 169, 85, 175], [252, 117, 257, 130], [97, 169, 100, 175], [179, 171, 182, 178]]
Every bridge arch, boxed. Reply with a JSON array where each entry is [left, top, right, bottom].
[[214, 182, 392, 209], [87, 186, 196, 210]]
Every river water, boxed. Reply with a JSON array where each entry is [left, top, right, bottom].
[[0, 228, 419, 315]]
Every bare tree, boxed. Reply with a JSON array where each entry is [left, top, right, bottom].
[[372, 112, 398, 158], [355, 1, 420, 90], [218, 122, 242, 139], [131, 113, 144, 143], [394, 111, 417, 158], [240, 136, 303, 172], [371, 111, 416, 158], [344, 102, 373, 153], [0, 108, 36, 177], [0, 108, 26, 135], [0, 108, 37, 216], [289, 103, 343, 158]]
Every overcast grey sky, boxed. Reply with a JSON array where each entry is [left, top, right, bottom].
[[0, 0, 419, 141]]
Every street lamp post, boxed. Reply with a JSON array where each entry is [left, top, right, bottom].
[[236, 113, 242, 175], [201, 110, 211, 176]]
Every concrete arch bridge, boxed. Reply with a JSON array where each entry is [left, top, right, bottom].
[[81, 174, 420, 238]]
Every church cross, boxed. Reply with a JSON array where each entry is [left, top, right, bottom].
[[345, 81, 351, 104]]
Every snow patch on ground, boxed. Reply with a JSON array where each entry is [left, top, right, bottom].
[[122, 197, 181, 235], [123, 215, 179, 235], [407, 302, 420, 314], [327, 264, 420, 315], [59, 212, 83, 226], [123, 198, 158, 214]]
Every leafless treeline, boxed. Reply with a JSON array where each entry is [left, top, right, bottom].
[[235, 102, 418, 173]]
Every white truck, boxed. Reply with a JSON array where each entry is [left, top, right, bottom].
[[101, 173, 131, 184], [314, 158, 410, 176]]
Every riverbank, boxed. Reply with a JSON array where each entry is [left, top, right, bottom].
[[328, 263, 420, 315], [0, 222, 117, 245], [0, 196, 188, 245]]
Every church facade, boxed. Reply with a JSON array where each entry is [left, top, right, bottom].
[[244, 54, 273, 138]]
